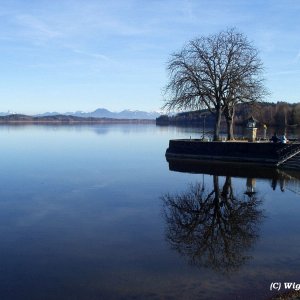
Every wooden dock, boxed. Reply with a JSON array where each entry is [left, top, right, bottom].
[[165, 139, 300, 170]]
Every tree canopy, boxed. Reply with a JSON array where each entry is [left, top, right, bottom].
[[163, 28, 267, 140]]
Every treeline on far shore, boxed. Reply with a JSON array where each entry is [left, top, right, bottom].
[[156, 101, 300, 127], [0, 114, 155, 124]]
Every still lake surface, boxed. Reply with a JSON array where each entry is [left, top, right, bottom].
[[0, 124, 300, 300]]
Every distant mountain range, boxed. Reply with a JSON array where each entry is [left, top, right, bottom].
[[0, 108, 161, 119], [0, 110, 17, 116], [36, 108, 161, 119]]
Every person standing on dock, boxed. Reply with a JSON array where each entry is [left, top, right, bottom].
[[263, 124, 267, 140], [281, 134, 288, 144], [271, 133, 279, 143]]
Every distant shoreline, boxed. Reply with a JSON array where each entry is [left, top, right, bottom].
[[0, 120, 155, 124], [0, 114, 156, 124]]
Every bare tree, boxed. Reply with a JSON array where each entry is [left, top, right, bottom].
[[163, 28, 267, 140]]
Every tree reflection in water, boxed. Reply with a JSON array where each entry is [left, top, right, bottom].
[[162, 175, 264, 274]]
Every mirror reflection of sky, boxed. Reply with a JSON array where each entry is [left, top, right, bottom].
[[0, 124, 300, 300]]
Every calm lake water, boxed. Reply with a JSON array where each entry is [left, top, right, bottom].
[[0, 124, 300, 300]]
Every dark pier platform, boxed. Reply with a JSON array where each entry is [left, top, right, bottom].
[[165, 139, 300, 170]]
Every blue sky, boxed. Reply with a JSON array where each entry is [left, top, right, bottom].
[[0, 0, 300, 114]]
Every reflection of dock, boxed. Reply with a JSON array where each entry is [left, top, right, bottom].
[[286, 182, 300, 195], [167, 158, 300, 196], [279, 170, 300, 195], [167, 158, 280, 179]]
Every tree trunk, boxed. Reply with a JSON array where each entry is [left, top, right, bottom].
[[224, 106, 235, 140], [226, 118, 234, 140], [213, 108, 222, 141]]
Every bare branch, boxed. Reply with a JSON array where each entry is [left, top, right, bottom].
[[163, 28, 267, 140]]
